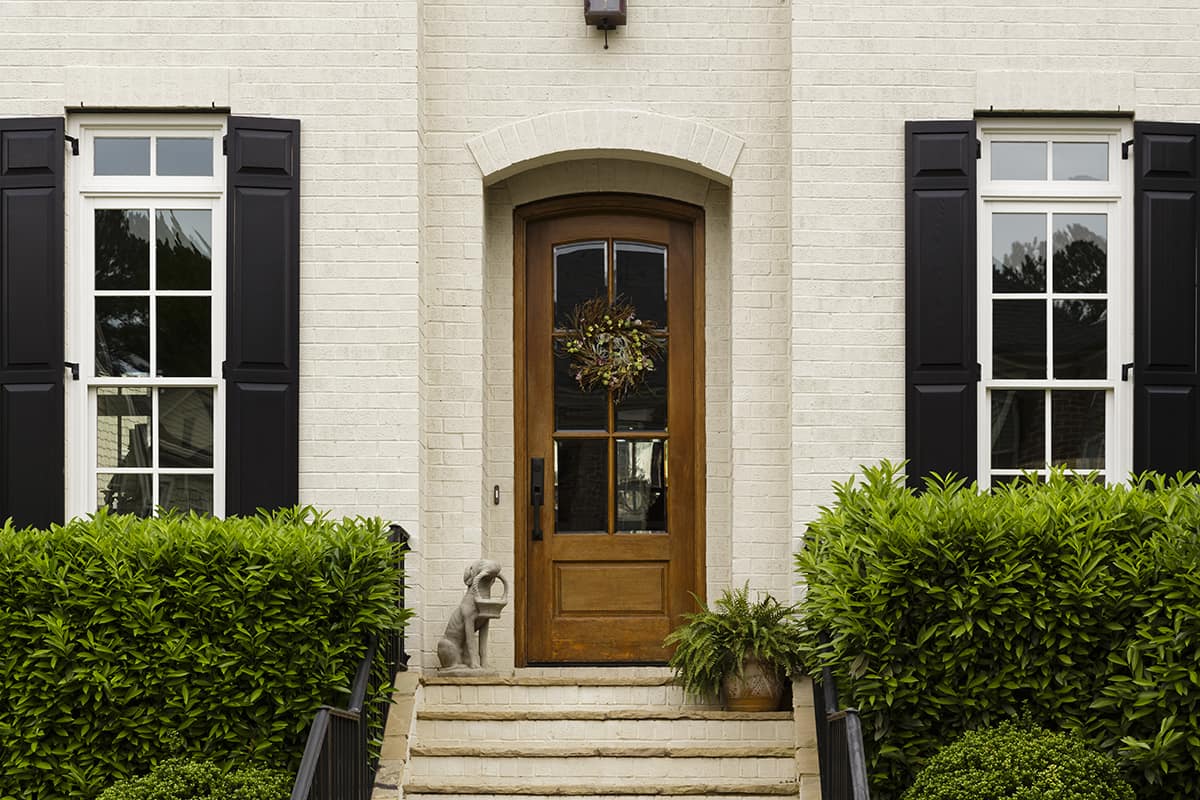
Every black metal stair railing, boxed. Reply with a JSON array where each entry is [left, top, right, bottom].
[[289, 524, 409, 800], [813, 663, 871, 800]]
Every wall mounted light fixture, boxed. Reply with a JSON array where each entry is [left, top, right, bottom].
[[584, 0, 626, 49]]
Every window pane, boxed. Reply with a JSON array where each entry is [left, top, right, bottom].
[[1053, 142, 1108, 181], [159, 388, 214, 468], [159, 474, 214, 515], [616, 439, 667, 532], [1052, 390, 1106, 469], [1053, 214, 1107, 292], [94, 137, 150, 176], [555, 439, 608, 533], [991, 142, 1046, 181], [992, 213, 1046, 292], [615, 242, 667, 330], [96, 387, 151, 468], [993, 299, 1046, 379], [1053, 300, 1107, 379], [991, 390, 1045, 469], [616, 349, 667, 431], [555, 242, 606, 329], [157, 297, 212, 377], [97, 473, 152, 517], [95, 209, 150, 290], [555, 351, 607, 431], [96, 297, 150, 377], [156, 138, 213, 177], [156, 209, 212, 290]]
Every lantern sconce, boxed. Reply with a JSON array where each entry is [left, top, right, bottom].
[[584, 0, 626, 50]]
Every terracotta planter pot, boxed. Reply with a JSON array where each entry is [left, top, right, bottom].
[[721, 655, 785, 711]]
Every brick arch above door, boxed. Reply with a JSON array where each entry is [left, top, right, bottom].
[[466, 109, 745, 186]]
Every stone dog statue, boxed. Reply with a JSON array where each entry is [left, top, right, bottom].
[[437, 559, 507, 672]]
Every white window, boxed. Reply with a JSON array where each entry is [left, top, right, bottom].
[[978, 120, 1133, 487], [66, 116, 226, 518]]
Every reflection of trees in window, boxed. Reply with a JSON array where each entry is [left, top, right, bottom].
[[156, 210, 211, 289], [95, 209, 149, 289], [993, 237, 1046, 292], [95, 298, 149, 377], [1053, 222, 1106, 292]]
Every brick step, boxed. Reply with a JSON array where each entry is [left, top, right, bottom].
[[401, 779, 799, 797], [419, 680, 715, 710], [413, 714, 794, 748], [405, 754, 796, 782], [410, 745, 795, 758], [417, 706, 792, 721]]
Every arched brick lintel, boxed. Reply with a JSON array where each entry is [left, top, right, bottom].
[[466, 109, 745, 186]]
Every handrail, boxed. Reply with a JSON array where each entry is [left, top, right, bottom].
[[289, 523, 409, 800], [813, 655, 871, 800]]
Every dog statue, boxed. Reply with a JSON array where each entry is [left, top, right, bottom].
[[437, 559, 507, 672]]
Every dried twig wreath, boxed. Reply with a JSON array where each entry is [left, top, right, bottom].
[[558, 295, 665, 403]]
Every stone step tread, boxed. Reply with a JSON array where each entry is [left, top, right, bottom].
[[416, 707, 793, 722], [403, 795, 796, 800], [422, 675, 678, 687], [410, 745, 795, 759], [402, 780, 798, 796]]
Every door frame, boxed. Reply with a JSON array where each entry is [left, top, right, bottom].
[[513, 193, 707, 666]]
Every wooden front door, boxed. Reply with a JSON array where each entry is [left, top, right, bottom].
[[515, 195, 705, 664]]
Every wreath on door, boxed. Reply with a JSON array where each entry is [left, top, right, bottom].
[[558, 295, 664, 403]]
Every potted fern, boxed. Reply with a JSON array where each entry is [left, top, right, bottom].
[[664, 585, 804, 711]]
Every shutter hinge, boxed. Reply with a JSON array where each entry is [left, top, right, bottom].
[[976, 139, 982, 160], [975, 362, 982, 382], [64, 361, 79, 381], [221, 361, 228, 379], [1122, 139, 1134, 160], [222, 135, 228, 156], [64, 135, 79, 156], [1122, 362, 1134, 381]]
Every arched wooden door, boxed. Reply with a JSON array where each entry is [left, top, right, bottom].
[[514, 194, 705, 664]]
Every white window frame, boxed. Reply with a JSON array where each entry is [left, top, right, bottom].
[[65, 114, 227, 519], [977, 118, 1134, 487]]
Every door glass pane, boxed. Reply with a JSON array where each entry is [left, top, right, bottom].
[[156, 138, 213, 177], [156, 209, 212, 290], [1053, 214, 1106, 292], [94, 137, 150, 176], [555, 439, 608, 533], [991, 390, 1045, 469], [1053, 300, 1107, 379], [1053, 142, 1108, 181], [991, 142, 1046, 181], [159, 388, 214, 468], [616, 350, 667, 431], [993, 299, 1046, 379], [97, 473, 152, 516], [614, 242, 667, 330], [554, 242, 606, 328], [95, 209, 150, 290], [992, 213, 1046, 292], [616, 439, 667, 533], [157, 297, 211, 377], [96, 387, 151, 468], [159, 475, 214, 515], [96, 297, 150, 377], [1052, 390, 1106, 469], [555, 350, 607, 431]]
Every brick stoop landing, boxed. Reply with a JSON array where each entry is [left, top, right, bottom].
[[376, 668, 820, 800]]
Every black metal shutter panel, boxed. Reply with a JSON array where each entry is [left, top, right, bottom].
[[1134, 122, 1200, 474], [0, 118, 64, 527], [905, 120, 977, 488], [226, 117, 299, 514]]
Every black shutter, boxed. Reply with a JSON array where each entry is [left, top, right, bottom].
[[225, 117, 300, 514], [0, 118, 65, 528], [1134, 122, 1200, 474], [905, 120, 978, 488]]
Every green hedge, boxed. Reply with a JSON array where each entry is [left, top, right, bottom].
[[97, 758, 292, 800], [0, 508, 409, 800], [797, 462, 1200, 800]]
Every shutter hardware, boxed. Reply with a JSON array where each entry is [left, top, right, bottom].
[[222, 135, 227, 156], [1122, 139, 1134, 160], [221, 361, 227, 379], [1122, 362, 1134, 381], [64, 361, 79, 381], [975, 139, 981, 160], [64, 135, 79, 156]]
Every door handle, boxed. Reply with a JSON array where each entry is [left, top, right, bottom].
[[530, 457, 545, 541]]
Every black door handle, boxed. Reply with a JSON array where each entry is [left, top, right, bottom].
[[530, 457, 545, 541]]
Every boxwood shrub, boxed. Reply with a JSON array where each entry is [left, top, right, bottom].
[[0, 507, 408, 800], [798, 462, 1200, 800], [97, 758, 292, 800]]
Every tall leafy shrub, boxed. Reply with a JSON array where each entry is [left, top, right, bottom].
[[798, 462, 1200, 800], [0, 508, 408, 800]]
